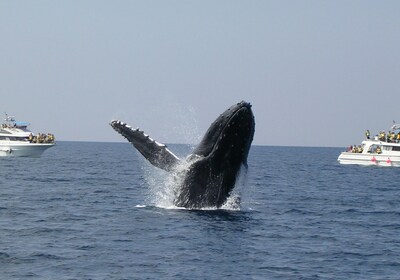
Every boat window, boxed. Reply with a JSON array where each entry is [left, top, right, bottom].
[[368, 145, 380, 153], [382, 146, 392, 151], [392, 146, 400, 152], [11, 137, 27, 141], [368, 145, 374, 153], [1, 137, 24, 141]]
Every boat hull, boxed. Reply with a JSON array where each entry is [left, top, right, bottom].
[[338, 152, 400, 167], [0, 143, 55, 157]]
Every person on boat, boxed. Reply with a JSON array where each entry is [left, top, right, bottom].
[[376, 146, 382, 154], [390, 132, 394, 142], [28, 133, 33, 143], [379, 131, 385, 141], [365, 130, 370, 139], [347, 145, 353, 152], [390, 131, 396, 143], [38, 133, 44, 143], [48, 133, 55, 143], [397, 132, 400, 143]]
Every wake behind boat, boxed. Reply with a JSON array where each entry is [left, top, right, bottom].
[[338, 123, 400, 167], [0, 114, 55, 157]]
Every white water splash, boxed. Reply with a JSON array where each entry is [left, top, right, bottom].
[[142, 161, 248, 211], [221, 166, 249, 211], [142, 154, 191, 208], [135, 204, 147, 208], [221, 194, 241, 211]]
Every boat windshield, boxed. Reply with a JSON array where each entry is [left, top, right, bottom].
[[2, 114, 30, 129], [15, 121, 30, 128]]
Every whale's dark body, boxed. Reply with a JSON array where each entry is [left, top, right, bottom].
[[110, 101, 255, 208]]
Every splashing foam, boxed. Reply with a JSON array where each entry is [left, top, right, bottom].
[[143, 166, 176, 209], [147, 157, 192, 209], [142, 159, 247, 211]]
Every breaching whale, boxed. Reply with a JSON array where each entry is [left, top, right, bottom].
[[110, 101, 255, 209]]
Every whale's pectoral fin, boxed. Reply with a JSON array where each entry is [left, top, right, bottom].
[[110, 120, 181, 172]]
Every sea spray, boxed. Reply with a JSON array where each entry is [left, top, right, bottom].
[[143, 104, 201, 207], [141, 145, 196, 208], [143, 157, 249, 211], [221, 166, 248, 211], [168, 105, 201, 145], [142, 164, 174, 208]]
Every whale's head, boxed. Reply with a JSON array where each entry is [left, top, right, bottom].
[[176, 101, 255, 208], [194, 101, 255, 165]]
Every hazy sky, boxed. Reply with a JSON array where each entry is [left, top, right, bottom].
[[1, 1, 399, 147]]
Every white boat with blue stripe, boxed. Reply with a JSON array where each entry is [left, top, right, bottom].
[[0, 114, 55, 157]]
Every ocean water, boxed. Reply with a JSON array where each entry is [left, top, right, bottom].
[[1, 142, 399, 279]]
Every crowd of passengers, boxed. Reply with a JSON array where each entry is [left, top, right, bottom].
[[348, 144, 383, 154], [349, 145, 364, 153], [28, 133, 55, 144], [365, 129, 400, 143], [348, 129, 400, 154]]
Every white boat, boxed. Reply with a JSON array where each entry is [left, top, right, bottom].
[[0, 114, 55, 157], [338, 124, 400, 167]]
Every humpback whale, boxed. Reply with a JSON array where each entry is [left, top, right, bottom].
[[110, 101, 255, 209]]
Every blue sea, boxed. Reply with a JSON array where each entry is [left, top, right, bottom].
[[1, 142, 399, 279]]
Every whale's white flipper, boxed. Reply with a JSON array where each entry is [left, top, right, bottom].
[[110, 120, 181, 172]]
